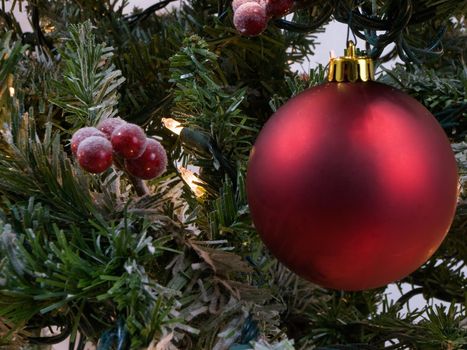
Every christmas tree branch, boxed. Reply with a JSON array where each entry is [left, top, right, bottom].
[[49, 21, 125, 129], [169, 36, 258, 164], [0, 116, 107, 227]]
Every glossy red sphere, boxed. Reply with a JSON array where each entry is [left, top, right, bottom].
[[111, 123, 147, 159], [125, 138, 167, 180], [246, 81, 458, 291], [77, 136, 113, 173]]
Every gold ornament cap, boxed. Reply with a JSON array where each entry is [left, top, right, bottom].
[[327, 41, 375, 83]]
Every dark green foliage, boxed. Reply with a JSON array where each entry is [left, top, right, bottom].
[[381, 64, 466, 137], [300, 292, 466, 349], [50, 21, 125, 129], [0, 205, 180, 347], [379, 17, 466, 139], [169, 36, 258, 166]]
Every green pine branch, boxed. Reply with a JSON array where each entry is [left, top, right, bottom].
[[50, 21, 125, 129], [169, 35, 258, 163], [0, 209, 181, 347], [0, 115, 107, 227], [380, 64, 467, 139]]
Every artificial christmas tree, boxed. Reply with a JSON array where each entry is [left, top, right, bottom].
[[0, 1, 466, 349]]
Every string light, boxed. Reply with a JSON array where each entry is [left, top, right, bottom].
[[179, 167, 206, 198], [43, 25, 56, 34], [162, 118, 212, 155], [6, 74, 14, 97], [163, 118, 207, 198], [163, 118, 237, 189], [162, 118, 183, 135]]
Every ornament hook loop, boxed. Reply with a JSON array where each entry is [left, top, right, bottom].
[[328, 41, 375, 83], [345, 40, 356, 58]]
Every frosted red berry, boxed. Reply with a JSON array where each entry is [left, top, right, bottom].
[[111, 123, 147, 159], [71, 127, 106, 156], [97, 117, 126, 139], [125, 138, 167, 180], [234, 3, 268, 37], [265, 0, 293, 17], [232, 0, 261, 12], [76, 136, 113, 173]]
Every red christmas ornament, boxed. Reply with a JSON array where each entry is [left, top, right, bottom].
[[125, 138, 167, 180], [246, 43, 458, 291]]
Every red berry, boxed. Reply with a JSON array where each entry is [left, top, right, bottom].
[[265, 0, 293, 17], [125, 138, 167, 180], [232, 0, 261, 12], [70, 127, 106, 156], [111, 123, 147, 159], [234, 3, 268, 37], [77, 136, 113, 173], [97, 117, 126, 139]]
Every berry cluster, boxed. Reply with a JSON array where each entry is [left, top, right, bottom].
[[71, 118, 167, 180], [232, 0, 294, 36]]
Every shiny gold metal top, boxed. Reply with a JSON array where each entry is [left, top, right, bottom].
[[327, 41, 375, 83]]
